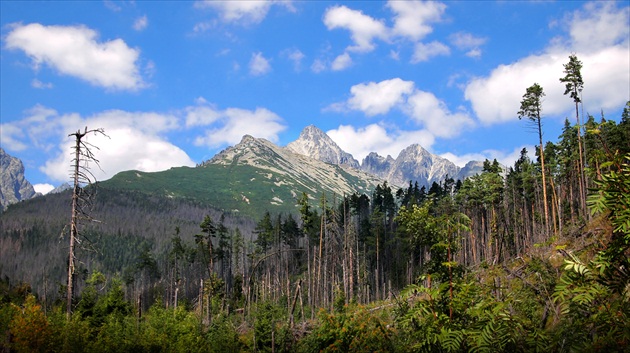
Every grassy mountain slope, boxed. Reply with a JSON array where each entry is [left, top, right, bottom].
[[104, 135, 388, 220]]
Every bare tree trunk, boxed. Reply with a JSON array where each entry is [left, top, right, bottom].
[[538, 121, 550, 236], [66, 127, 106, 319]]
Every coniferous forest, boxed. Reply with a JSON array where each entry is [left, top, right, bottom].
[[1, 57, 630, 352]]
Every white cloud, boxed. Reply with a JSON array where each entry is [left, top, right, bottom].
[[311, 59, 326, 73], [327, 124, 435, 162], [5, 23, 145, 91], [465, 47, 629, 125], [440, 145, 533, 169], [322, 1, 449, 63], [3, 100, 288, 182], [133, 15, 148, 31], [411, 41, 450, 63], [195, 0, 294, 25], [329, 78, 474, 146], [567, 1, 629, 52], [3, 106, 194, 183], [449, 31, 486, 58], [387, 0, 446, 41], [33, 183, 54, 195], [345, 78, 415, 116], [323, 5, 388, 53], [31, 79, 53, 89], [249, 52, 271, 76], [193, 107, 286, 147], [465, 1, 629, 125], [406, 90, 474, 138], [283, 48, 305, 71], [185, 105, 221, 127], [104, 0, 121, 12], [449, 32, 487, 50], [0, 123, 28, 151], [465, 48, 482, 59], [331, 52, 353, 71]]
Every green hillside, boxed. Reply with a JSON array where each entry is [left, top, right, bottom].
[[103, 162, 379, 220]]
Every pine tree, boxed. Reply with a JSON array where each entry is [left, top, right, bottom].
[[518, 83, 550, 237]]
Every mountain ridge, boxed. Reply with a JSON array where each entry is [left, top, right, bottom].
[[284, 126, 484, 188]]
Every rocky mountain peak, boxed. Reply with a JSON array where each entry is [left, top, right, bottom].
[[286, 125, 360, 169], [0, 148, 37, 211]]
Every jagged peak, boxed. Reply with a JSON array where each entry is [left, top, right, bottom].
[[286, 125, 360, 169]]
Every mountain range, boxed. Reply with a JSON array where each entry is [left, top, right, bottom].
[[0, 125, 483, 215], [285, 125, 483, 188]]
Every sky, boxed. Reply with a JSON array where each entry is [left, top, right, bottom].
[[1, 0, 629, 195]]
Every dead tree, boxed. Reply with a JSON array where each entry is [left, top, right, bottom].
[[67, 127, 107, 319]]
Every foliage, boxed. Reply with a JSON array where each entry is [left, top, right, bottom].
[[298, 306, 394, 353], [8, 294, 52, 353]]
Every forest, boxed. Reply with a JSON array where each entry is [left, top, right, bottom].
[[1, 55, 629, 352]]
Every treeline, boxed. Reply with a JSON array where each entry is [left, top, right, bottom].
[[0, 187, 256, 309]]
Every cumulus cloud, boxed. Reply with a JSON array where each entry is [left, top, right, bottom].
[[327, 124, 435, 162], [282, 48, 305, 71], [249, 52, 272, 76], [311, 59, 326, 73], [31, 79, 53, 89], [449, 31, 486, 58], [449, 32, 487, 50], [322, 1, 448, 64], [2, 106, 194, 183], [0, 123, 28, 151], [331, 52, 353, 71], [323, 5, 388, 53], [3, 98, 288, 183], [406, 90, 474, 138], [328, 78, 474, 148], [193, 107, 286, 147], [465, 1, 629, 125], [133, 15, 148, 31], [440, 145, 533, 169], [567, 1, 629, 52], [345, 78, 415, 116], [411, 41, 450, 63], [33, 183, 55, 195], [195, 0, 294, 25], [387, 0, 446, 41], [185, 104, 221, 127], [5, 23, 145, 91]]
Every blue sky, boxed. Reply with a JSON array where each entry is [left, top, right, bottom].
[[1, 0, 628, 194]]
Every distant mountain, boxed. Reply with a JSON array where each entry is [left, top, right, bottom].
[[458, 160, 486, 180], [50, 182, 72, 194], [0, 148, 37, 211], [361, 152, 395, 178], [369, 144, 460, 187], [286, 125, 360, 169], [104, 135, 386, 220], [287, 126, 483, 188]]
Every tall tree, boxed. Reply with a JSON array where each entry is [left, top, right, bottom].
[[518, 83, 550, 236], [560, 54, 587, 215], [67, 127, 107, 318]]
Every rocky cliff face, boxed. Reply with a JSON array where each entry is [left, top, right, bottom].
[[360, 152, 395, 178], [208, 134, 384, 198], [286, 125, 360, 169], [0, 148, 37, 211], [286, 126, 483, 188], [361, 145, 461, 187], [457, 160, 485, 181]]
